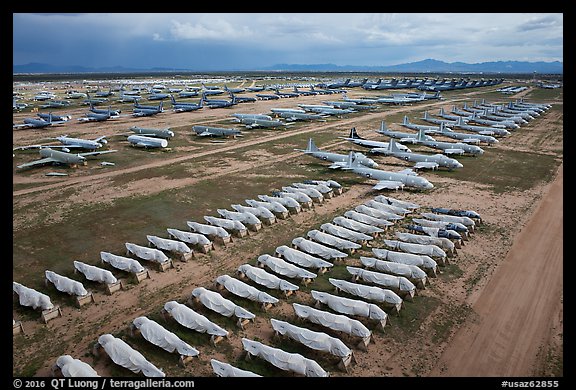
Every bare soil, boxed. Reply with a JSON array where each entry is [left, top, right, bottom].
[[12, 81, 563, 379]]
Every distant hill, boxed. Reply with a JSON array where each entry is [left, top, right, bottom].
[[13, 59, 563, 74], [267, 59, 563, 74]]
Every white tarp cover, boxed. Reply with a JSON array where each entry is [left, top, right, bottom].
[[203, 216, 247, 232], [292, 303, 371, 339], [310, 179, 342, 189], [231, 204, 275, 220], [242, 338, 329, 377], [237, 264, 299, 292], [328, 278, 403, 308], [73, 261, 118, 285], [371, 248, 437, 272], [163, 301, 228, 337], [359, 256, 428, 282], [343, 210, 394, 228], [332, 216, 385, 235], [320, 223, 373, 243], [307, 229, 362, 251], [132, 316, 199, 357], [383, 239, 447, 260], [420, 212, 476, 228], [167, 228, 212, 246], [292, 182, 332, 194], [270, 318, 351, 359], [279, 191, 312, 204], [275, 245, 334, 270], [292, 237, 348, 260], [13, 281, 54, 310], [412, 218, 469, 233], [283, 186, 323, 201], [191, 287, 255, 320], [146, 235, 191, 254], [56, 355, 99, 377], [355, 205, 403, 221], [97, 334, 165, 377], [364, 199, 410, 216], [215, 275, 279, 304], [246, 199, 289, 214], [311, 290, 387, 322], [45, 270, 88, 296], [258, 194, 301, 211], [257, 254, 317, 280], [346, 266, 416, 295], [186, 221, 230, 239], [100, 252, 145, 274], [395, 232, 455, 253], [125, 243, 169, 263], [210, 359, 261, 377], [373, 195, 420, 210], [217, 209, 261, 225]]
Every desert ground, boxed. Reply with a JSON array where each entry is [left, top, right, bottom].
[[12, 77, 563, 379]]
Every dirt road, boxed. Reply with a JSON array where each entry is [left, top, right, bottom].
[[429, 164, 563, 377]]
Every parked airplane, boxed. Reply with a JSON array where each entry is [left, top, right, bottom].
[[14, 135, 108, 152], [129, 126, 174, 139], [231, 113, 273, 121], [467, 112, 520, 129], [421, 111, 459, 127], [82, 93, 108, 105], [340, 127, 412, 152], [342, 93, 379, 105], [375, 120, 435, 144], [201, 83, 225, 95], [89, 103, 121, 117], [13, 114, 67, 129], [37, 112, 72, 122], [132, 101, 163, 117], [277, 111, 326, 122], [117, 92, 142, 103], [453, 117, 510, 137], [170, 95, 203, 112], [148, 91, 170, 100], [201, 92, 237, 108], [246, 85, 266, 92], [342, 151, 434, 190], [371, 138, 463, 170], [127, 135, 168, 148], [237, 117, 289, 129], [295, 138, 378, 169], [400, 115, 444, 134], [435, 122, 498, 145], [40, 100, 71, 109], [16, 148, 117, 169], [224, 85, 246, 94], [192, 125, 242, 138], [255, 93, 280, 100], [94, 88, 114, 98], [413, 129, 484, 156], [298, 104, 355, 116], [77, 110, 118, 122]]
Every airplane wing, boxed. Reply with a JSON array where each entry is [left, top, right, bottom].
[[78, 150, 118, 157], [373, 181, 405, 190], [399, 137, 418, 144], [198, 131, 215, 137], [13, 144, 45, 151], [413, 162, 439, 170], [13, 123, 34, 130], [328, 162, 346, 169], [17, 157, 59, 169], [443, 148, 465, 155], [461, 138, 481, 145], [398, 168, 418, 176]]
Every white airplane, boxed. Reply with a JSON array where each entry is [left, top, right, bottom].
[[14, 135, 108, 152], [16, 148, 117, 169], [127, 135, 168, 148]]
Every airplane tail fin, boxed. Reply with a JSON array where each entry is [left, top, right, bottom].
[[348, 127, 362, 139], [389, 138, 400, 152], [159, 101, 163, 111], [456, 116, 465, 126], [439, 122, 447, 133], [416, 129, 426, 141], [379, 120, 387, 133], [423, 111, 429, 119], [170, 95, 176, 104], [439, 107, 445, 116], [403, 115, 410, 125], [305, 138, 319, 152]]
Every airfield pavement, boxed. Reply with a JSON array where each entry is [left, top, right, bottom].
[[12, 79, 563, 379]]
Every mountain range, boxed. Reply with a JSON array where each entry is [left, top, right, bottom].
[[13, 59, 563, 74]]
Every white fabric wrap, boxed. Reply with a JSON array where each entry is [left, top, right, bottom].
[[163, 301, 228, 337], [13, 281, 54, 310], [97, 334, 165, 377], [74, 261, 117, 284]]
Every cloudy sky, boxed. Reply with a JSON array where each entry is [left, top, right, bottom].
[[13, 13, 563, 70]]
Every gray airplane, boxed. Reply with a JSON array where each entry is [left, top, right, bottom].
[[298, 104, 355, 116], [256, 94, 280, 100], [129, 126, 174, 139], [36, 112, 72, 123], [370, 138, 463, 170], [13, 114, 66, 130], [89, 103, 121, 117], [341, 151, 434, 190], [170, 95, 203, 112], [467, 112, 519, 129], [277, 110, 326, 122], [295, 138, 379, 169], [438, 107, 472, 122], [434, 122, 498, 145], [400, 115, 444, 134], [340, 127, 412, 152], [375, 120, 435, 144], [16, 148, 117, 169], [236, 117, 290, 129], [192, 125, 242, 138], [132, 101, 163, 117], [231, 113, 274, 121], [201, 92, 237, 108], [413, 129, 484, 156], [421, 111, 459, 126], [453, 117, 510, 137]]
